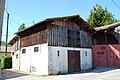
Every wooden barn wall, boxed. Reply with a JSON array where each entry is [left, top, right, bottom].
[[18, 20, 92, 48], [18, 24, 48, 48], [92, 32, 106, 45], [48, 20, 92, 48], [113, 32, 120, 44], [80, 30, 92, 47], [11, 38, 19, 52], [92, 31, 119, 45]]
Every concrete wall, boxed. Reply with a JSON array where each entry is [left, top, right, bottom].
[[30, 44, 48, 75], [80, 50, 92, 70], [12, 44, 92, 75], [48, 46, 92, 74], [12, 50, 20, 70], [20, 43, 48, 75]]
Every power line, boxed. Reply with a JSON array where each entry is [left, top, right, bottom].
[[10, 19, 15, 32], [67, 0, 76, 13], [4, 8, 21, 26], [5, 7, 36, 28], [10, 17, 20, 26], [111, 0, 120, 10]]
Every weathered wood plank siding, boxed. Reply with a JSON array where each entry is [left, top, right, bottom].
[[18, 24, 48, 48], [80, 30, 92, 47], [92, 31, 119, 45], [48, 20, 92, 48], [113, 32, 120, 44], [17, 19, 92, 48]]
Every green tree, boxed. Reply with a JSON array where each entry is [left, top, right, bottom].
[[18, 23, 26, 31], [1, 41, 11, 47], [87, 4, 119, 28], [1, 41, 6, 46]]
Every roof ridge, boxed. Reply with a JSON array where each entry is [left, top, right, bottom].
[[95, 22, 120, 31]]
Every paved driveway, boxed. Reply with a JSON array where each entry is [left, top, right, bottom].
[[1, 68, 120, 80]]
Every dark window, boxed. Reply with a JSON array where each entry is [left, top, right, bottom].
[[16, 54, 18, 59], [85, 51, 87, 56], [57, 50, 60, 56], [12, 52, 14, 55], [34, 47, 39, 52], [77, 31, 80, 34], [22, 49, 26, 54], [68, 29, 71, 33], [77, 38, 80, 40]]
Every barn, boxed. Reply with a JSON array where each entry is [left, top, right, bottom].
[[10, 15, 94, 75], [92, 22, 120, 68]]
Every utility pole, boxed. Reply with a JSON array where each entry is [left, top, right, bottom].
[[5, 13, 9, 56]]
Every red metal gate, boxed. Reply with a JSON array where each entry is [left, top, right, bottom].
[[68, 50, 80, 72], [92, 45, 120, 67]]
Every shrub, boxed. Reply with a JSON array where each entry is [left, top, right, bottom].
[[1, 56, 12, 69]]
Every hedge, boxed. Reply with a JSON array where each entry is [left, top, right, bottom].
[[1, 56, 12, 69]]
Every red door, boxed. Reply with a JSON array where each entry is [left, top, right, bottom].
[[68, 50, 80, 73]]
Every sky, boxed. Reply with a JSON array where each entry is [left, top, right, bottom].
[[2, 0, 120, 42]]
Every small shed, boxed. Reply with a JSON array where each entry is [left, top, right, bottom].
[[92, 22, 120, 45], [92, 22, 120, 68]]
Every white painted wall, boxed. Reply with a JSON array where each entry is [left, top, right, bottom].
[[48, 46, 92, 74], [30, 43, 48, 75], [80, 50, 92, 70], [20, 47, 31, 73], [12, 44, 92, 75], [20, 43, 48, 75], [12, 50, 20, 70], [48, 47, 68, 74]]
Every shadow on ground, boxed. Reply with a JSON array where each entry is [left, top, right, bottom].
[[1, 69, 28, 79], [91, 67, 120, 73], [1, 68, 120, 79], [67, 67, 120, 75]]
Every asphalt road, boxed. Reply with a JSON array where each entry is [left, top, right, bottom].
[[1, 68, 120, 80]]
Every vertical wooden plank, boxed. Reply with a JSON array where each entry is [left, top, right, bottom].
[[56, 26, 58, 46], [51, 27, 53, 46], [49, 27, 52, 46], [58, 26, 60, 46]]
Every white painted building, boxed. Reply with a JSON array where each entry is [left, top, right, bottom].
[[10, 15, 94, 75], [12, 44, 92, 75]]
